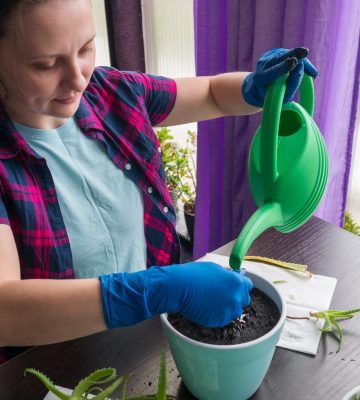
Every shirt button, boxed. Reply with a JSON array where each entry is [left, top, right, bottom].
[[164, 206, 169, 213], [125, 163, 131, 170], [147, 187, 153, 194]]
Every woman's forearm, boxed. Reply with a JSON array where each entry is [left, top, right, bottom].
[[209, 72, 261, 116], [0, 278, 107, 346]]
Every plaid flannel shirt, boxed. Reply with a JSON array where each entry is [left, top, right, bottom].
[[0, 67, 179, 364]]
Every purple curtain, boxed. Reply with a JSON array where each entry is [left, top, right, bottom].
[[105, 0, 145, 71], [193, 0, 360, 259]]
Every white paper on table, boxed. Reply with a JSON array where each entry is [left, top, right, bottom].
[[198, 253, 338, 355], [44, 386, 98, 399]]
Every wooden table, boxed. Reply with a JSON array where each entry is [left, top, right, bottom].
[[1, 216, 360, 400]]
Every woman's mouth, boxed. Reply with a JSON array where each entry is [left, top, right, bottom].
[[53, 96, 77, 105]]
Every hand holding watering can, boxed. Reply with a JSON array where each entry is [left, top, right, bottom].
[[230, 47, 328, 270], [242, 47, 318, 107]]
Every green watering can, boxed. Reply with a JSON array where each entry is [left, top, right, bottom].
[[229, 74, 328, 270]]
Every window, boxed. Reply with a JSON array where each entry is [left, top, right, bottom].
[[141, 0, 196, 146], [92, 1, 111, 67]]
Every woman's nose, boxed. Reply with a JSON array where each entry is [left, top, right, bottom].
[[62, 61, 88, 92]]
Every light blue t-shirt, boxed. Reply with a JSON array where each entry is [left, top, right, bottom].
[[14, 118, 147, 278]]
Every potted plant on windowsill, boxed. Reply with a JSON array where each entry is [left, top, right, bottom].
[[156, 128, 197, 242], [179, 130, 197, 243], [156, 127, 184, 209]]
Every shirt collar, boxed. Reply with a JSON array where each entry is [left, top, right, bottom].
[[75, 92, 108, 137], [0, 103, 35, 159]]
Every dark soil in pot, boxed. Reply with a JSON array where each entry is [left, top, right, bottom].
[[168, 288, 280, 345]]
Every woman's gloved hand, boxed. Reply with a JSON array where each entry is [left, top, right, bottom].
[[99, 261, 253, 328], [242, 47, 318, 108]]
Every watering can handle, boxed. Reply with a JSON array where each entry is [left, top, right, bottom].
[[299, 73, 315, 116], [260, 74, 315, 186]]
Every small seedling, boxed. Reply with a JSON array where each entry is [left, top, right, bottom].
[[24, 351, 176, 399], [244, 255, 312, 277], [287, 308, 360, 352]]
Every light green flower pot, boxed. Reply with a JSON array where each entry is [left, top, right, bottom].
[[160, 272, 286, 400]]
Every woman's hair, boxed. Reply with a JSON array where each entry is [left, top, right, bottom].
[[0, 0, 48, 38]]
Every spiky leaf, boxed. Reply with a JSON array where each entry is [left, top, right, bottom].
[[24, 369, 70, 400], [72, 368, 117, 396]]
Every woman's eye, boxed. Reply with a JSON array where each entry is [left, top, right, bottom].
[[34, 63, 56, 71], [79, 46, 93, 55]]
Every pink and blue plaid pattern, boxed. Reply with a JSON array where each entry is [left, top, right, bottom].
[[0, 67, 179, 363]]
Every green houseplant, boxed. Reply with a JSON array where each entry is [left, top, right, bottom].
[[156, 128, 197, 242], [344, 211, 360, 236], [156, 127, 184, 207], [24, 351, 175, 400], [178, 130, 196, 243]]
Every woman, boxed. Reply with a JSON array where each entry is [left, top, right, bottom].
[[0, 0, 317, 363]]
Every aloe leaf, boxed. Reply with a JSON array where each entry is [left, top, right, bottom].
[[331, 319, 343, 352], [244, 256, 311, 276], [156, 351, 167, 400], [92, 375, 128, 400], [120, 373, 132, 400], [327, 308, 360, 317], [310, 310, 325, 321], [310, 307, 360, 351], [321, 315, 333, 332], [72, 368, 117, 396], [24, 369, 70, 400]]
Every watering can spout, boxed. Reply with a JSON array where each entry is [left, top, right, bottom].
[[229, 203, 283, 270]]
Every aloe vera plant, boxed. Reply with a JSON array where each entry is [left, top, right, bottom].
[[24, 351, 176, 400], [287, 308, 360, 352]]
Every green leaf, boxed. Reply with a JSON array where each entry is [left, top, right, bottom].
[[310, 308, 360, 351], [344, 211, 360, 236], [244, 256, 311, 277], [72, 368, 117, 396], [327, 308, 360, 317], [156, 350, 166, 400], [24, 369, 70, 400], [92, 375, 128, 400], [331, 319, 344, 352], [25, 351, 173, 399]]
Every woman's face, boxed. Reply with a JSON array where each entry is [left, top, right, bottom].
[[0, 0, 96, 129]]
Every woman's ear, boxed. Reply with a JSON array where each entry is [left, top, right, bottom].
[[0, 80, 7, 100]]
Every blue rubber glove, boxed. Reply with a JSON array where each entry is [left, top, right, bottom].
[[242, 47, 318, 107], [99, 261, 253, 328]]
